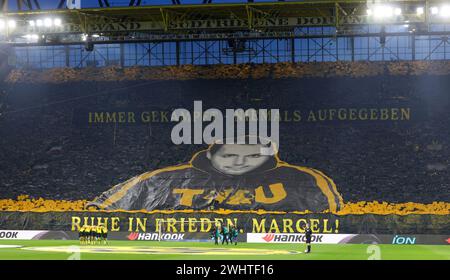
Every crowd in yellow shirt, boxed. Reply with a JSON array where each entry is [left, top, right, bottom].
[[0, 195, 448, 215]]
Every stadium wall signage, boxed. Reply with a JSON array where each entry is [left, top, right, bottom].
[[0, 212, 448, 235], [246, 233, 450, 245], [0, 230, 448, 245], [247, 233, 355, 244], [19, 15, 425, 35], [0, 230, 51, 240], [75, 107, 413, 126], [126, 232, 185, 241]]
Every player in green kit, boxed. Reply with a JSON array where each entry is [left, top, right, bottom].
[[212, 225, 221, 245], [221, 224, 229, 245], [230, 225, 239, 245]]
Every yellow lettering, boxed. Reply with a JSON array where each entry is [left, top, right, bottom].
[[391, 108, 399, 120], [94, 112, 104, 123], [200, 218, 212, 232], [329, 109, 336, 121], [166, 218, 178, 233], [188, 218, 198, 232], [152, 111, 159, 122], [128, 217, 134, 232], [71, 216, 81, 231], [310, 219, 320, 232], [252, 218, 266, 233], [307, 111, 317, 122], [380, 108, 389, 120], [358, 109, 368, 120], [226, 190, 252, 205], [111, 217, 120, 231], [370, 109, 378, 120], [136, 218, 147, 232], [106, 112, 116, 123], [323, 219, 333, 233], [155, 218, 163, 232], [141, 111, 150, 122], [173, 189, 204, 206], [282, 219, 294, 233], [118, 112, 126, 123], [349, 108, 357, 120], [401, 108, 410, 120], [269, 219, 280, 233], [128, 112, 136, 123], [160, 111, 169, 122], [293, 110, 302, 122], [255, 183, 287, 204], [296, 219, 308, 232]]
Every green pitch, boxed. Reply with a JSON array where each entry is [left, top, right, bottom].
[[0, 240, 448, 260]]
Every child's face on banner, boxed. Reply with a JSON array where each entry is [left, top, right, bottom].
[[208, 144, 271, 175]]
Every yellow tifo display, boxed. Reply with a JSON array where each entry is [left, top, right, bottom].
[[0, 195, 449, 215]]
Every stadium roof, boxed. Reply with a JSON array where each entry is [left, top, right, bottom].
[[1, 0, 449, 46], [3, 1, 421, 18]]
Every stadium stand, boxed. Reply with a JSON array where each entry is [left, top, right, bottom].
[[7, 61, 450, 83], [0, 62, 449, 215]]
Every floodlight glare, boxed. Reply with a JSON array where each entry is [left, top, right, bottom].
[[44, 18, 52, 27], [36, 19, 43, 27], [374, 6, 393, 18], [431, 7, 439, 15], [24, 34, 39, 41], [416, 7, 424, 16], [8, 20, 16, 29], [0, 20, 5, 30], [29, 20, 35, 27], [394, 8, 402, 16], [54, 18, 62, 26], [440, 6, 450, 17], [366, 9, 372, 16]]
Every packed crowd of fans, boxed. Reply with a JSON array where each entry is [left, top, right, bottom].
[[0, 61, 449, 214], [7, 60, 450, 84], [0, 195, 448, 215]]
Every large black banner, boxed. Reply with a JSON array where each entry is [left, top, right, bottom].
[[0, 212, 448, 235], [0, 75, 449, 217]]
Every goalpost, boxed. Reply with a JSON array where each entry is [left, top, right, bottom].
[[156, 219, 225, 242]]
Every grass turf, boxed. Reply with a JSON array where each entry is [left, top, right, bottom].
[[0, 240, 448, 260]]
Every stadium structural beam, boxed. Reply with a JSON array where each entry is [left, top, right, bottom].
[[290, 37, 295, 63], [0, 1, 444, 44], [0, 0, 7, 12], [129, 0, 142, 6], [15, 0, 40, 10], [119, 43, 125, 67], [57, 0, 65, 9], [6, 30, 450, 47], [98, 0, 110, 8], [176, 41, 180, 65]]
